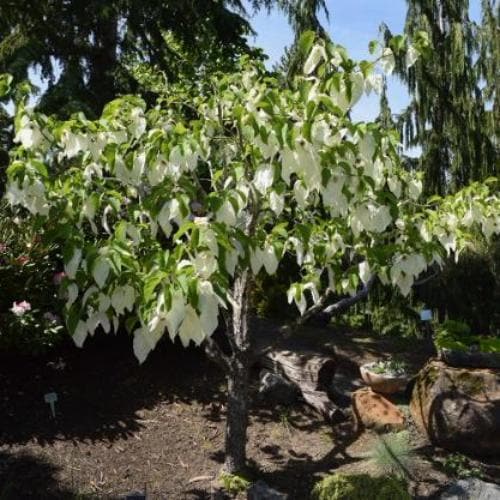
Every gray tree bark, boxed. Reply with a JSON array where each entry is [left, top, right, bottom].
[[223, 271, 251, 473], [224, 358, 250, 473]]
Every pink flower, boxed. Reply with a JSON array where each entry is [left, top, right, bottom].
[[0, 243, 7, 253], [10, 301, 32, 316], [53, 271, 67, 285]]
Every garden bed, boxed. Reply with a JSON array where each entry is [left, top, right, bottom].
[[0, 325, 498, 499]]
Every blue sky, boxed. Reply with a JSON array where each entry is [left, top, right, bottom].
[[244, 0, 483, 125]]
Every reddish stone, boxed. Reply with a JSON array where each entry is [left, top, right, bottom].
[[352, 387, 405, 432]]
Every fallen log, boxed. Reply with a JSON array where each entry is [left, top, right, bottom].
[[260, 349, 345, 422]]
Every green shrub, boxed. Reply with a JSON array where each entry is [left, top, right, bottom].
[[369, 360, 409, 376], [416, 243, 500, 335], [436, 320, 471, 338], [331, 308, 369, 330], [435, 319, 500, 353], [311, 473, 410, 500], [443, 452, 483, 479], [252, 273, 294, 319], [370, 301, 420, 338]]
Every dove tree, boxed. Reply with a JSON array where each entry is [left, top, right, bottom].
[[3, 35, 500, 472]]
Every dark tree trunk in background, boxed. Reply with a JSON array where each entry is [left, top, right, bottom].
[[88, 12, 118, 113]]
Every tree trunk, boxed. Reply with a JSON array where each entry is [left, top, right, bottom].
[[224, 359, 250, 473], [88, 11, 118, 114], [223, 271, 251, 473]]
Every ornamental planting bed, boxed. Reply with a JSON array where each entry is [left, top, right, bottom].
[[0, 326, 498, 499]]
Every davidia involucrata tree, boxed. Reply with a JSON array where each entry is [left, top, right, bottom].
[[2, 34, 499, 472]]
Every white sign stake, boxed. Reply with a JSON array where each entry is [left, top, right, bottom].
[[44, 392, 58, 418]]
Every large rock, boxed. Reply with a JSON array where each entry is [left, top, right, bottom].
[[352, 387, 405, 432], [247, 480, 288, 500], [410, 360, 500, 457], [440, 479, 500, 500]]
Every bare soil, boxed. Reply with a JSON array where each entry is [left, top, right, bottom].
[[0, 325, 498, 499]]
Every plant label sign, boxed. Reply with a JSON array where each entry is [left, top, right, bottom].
[[44, 392, 58, 418], [420, 309, 432, 322]]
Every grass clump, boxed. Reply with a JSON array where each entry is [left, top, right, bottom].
[[367, 431, 415, 479], [219, 472, 251, 495], [311, 473, 410, 500]]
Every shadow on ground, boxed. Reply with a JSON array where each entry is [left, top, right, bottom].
[[0, 450, 81, 499], [0, 332, 226, 447]]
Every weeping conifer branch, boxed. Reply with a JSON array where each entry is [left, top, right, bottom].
[[383, 0, 499, 195]]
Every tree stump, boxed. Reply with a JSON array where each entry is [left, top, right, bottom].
[[259, 349, 344, 422]]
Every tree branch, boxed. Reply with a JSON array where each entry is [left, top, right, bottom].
[[320, 275, 376, 319], [256, 276, 376, 358], [204, 336, 231, 371], [296, 289, 333, 326], [413, 270, 439, 286]]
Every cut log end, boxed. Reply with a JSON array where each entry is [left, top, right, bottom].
[[260, 348, 346, 423]]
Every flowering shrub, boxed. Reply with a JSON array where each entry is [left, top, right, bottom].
[[0, 201, 65, 354]]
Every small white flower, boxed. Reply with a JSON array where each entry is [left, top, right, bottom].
[[65, 249, 82, 279], [178, 305, 204, 347], [408, 178, 423, 200], [73, 320, 88, 348], [269, 191, 284, 216], [365, 73, 383, 95], [111, 285, 136, 315], [262, 245, 279, 275], [193, 251, 217, 279], [92, 257, 110, 289], [14, 115, 45, 149]]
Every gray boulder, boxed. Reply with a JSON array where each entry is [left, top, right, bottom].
[[440, 479, 500, 500], [247, 480, 288, 500]]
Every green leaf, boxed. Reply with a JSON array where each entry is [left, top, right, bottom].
[[143, 271, 167, 303], [298, 31, 316, 57], [0, 74, 13, 98], [125, 316, 138, 334], [66, 304, 82, 335], [173, 221, 195, 241], [390, 35, 406, 53], [368, 40, 379, 55], [272, 222, 289, 238], [174, 123, 187, 135], [30, 160, 49, 178]]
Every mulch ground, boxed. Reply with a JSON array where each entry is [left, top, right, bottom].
[[0, 325, 498, 499]]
